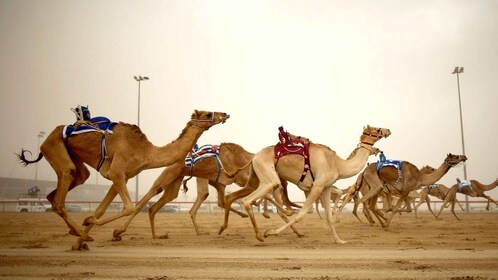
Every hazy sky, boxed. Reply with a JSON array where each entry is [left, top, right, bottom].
[[1, 0, 497, 203]]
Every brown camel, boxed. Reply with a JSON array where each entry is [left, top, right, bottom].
[[111, 142, 299, 240], [436, 177, 498, 219], [359, 153, 467, 228], [412, 165, 464, 219], [17, 110, 229, 245], [219, 125, 391, 243]]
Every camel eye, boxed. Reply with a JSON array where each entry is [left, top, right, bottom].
[[206, 113, 212, 119]]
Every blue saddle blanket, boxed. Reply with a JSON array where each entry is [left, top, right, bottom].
[[62, 117, 117, 139], [185, 144, 219, 167], [375, 160, 402, 171], [458, 181, 471, 191]]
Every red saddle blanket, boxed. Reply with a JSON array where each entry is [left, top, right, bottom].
[[274, 126, 314, 182]]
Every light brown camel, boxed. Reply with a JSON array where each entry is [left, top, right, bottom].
[[359, 153, 467, 228], [412, 165, 464, 219], [111, 142, 300, 240], [17, 110, 229, 245], [436, 177, 498, 219], [219, 125, 391, 243]]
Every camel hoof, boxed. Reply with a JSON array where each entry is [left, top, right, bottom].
[[112, 229, 124, 241], [296, 232, 305, 238], [72, 242, 89, 251], [336, 239, 347, 244], [82, 216, 97, 226], [264, 229, 276, 238], [256, 233, 265, 242], [158, 233, 169, 239], [112, 235, 122, 242], [240, 213, 249, 218], [218, 226, 226, 235], [262, 213, 270, 219]]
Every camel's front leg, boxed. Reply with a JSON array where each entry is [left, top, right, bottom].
[[189, 178, 211, 235], [450, 200, 461, 221], [265, 184, 327, 240], [83, 169, 135, 227], [219, 170, 259, 235], [483, 195, 498, 211], [241, 182, 277, 242], [212, 181, 248, 219], [385, 194, 406, 227], [321, 187, 346, 244], [265, 191, 304, 237], [111, 180, 166, 241], [74, 186, 118, 250], [148, 176, 184, 239]]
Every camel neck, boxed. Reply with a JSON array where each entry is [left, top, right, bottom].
[[148, 125, 204, 168], [420, 163, 451, 186], [337, 146, 372, 179]]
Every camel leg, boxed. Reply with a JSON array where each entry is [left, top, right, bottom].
[[413, 196, 424, 219], [450, 200, 461, 221], [321, 187, 346, 244], [262, 198, 270, 219], [483, 195, 498, 211], [109, 164, 185, 240], [265, 183, 345, 244], [384, 194, 407, 227], [368, 194, 388, 227], [188, 178, 210, 235], [240, 178, 279, 242], [211, 181, 247, 218], [219, 166, 259, 235], [424, 197, 437, 219], [456, 199, 465, 212], [147, 176, 184, 239], [351, 193, 364, 223], [265, 190, 304, 237], [41, 137, 93, 240], [73, 186, 118, 250], [82, 167, 134, 226]]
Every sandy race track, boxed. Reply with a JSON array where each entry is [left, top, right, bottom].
[[0, 211, 497, 279]]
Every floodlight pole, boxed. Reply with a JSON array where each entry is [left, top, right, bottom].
[[133, 75, 149, 203], [452, 66, 469, 212], [35, 131, 45, 181]]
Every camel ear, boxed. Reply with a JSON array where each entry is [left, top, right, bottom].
[[192, 110, 199, 118]]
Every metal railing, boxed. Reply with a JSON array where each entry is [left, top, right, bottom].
[[0, 199, 496, 213]]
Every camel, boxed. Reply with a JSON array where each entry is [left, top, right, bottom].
[[436, 177, 498, 219], [219, 125, 391, 243], [17, 110, 229, 245], [111, 142, 301, 241], [410, 165, 463, 219], [359, 153, 467, 228]]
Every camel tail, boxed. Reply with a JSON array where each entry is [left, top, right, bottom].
[[16, 149, 43, 166]]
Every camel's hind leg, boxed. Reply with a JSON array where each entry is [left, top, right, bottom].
[[42, 138, 91, 241], [219, 166, 259, 235]]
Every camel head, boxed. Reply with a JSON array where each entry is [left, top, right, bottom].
[[443, 153, 467, 167], [189, 110, 230, 130], [420, 165, 436, 174], [360, 125, 391, 146]]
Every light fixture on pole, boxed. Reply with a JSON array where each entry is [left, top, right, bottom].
[[133, 75, 149, 203], [35, 131, 46, 181], [452, 66, 469, 212]]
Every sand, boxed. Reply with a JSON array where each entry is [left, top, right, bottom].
[[0, 211, 497, 279]]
